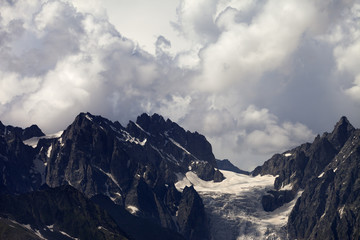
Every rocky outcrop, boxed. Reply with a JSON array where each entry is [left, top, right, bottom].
[[0, 127, 41, 194], [177, 186, 210, 240], [261, 189, 296, 212]]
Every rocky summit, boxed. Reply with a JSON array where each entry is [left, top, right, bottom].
[[0, 113, 359, 240], [253, 116, 360, 240], [0, 112, 222, 240]]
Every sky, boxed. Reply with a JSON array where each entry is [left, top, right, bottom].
[[1, 0, 360, 170]]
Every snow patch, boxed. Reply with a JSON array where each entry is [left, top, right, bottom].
[[47, 224, 54, 231], [97, 226, 110, 232], [116, 130, 147, 146], [23, 138, 41, 148], [168, 137, 192, 156], [338, 206, 345, 218], [58, 137, 64, 147], [135, 122, 150, 135], [281, 183, 293, 190], [7, 220, 46, 239], [94, 166, 122, 190], [46, 145, 52, 158], [34, 229, 46, 240], [126, 205, 139, 214], [59, 230, 79, 240], [318, 172, 325, 178], [85, 114, 93, 121], [284, 153, 292, 157], [150, 144, 180, 165], [140, 138, 147, 146]]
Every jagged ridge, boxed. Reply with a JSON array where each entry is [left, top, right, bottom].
[[0, 112, 223, 240], [253, 116, 360, 239]]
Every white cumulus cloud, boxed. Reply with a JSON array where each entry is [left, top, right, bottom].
[[1, 0, 359, 170]]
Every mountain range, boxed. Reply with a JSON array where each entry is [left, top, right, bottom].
[[0, 113, 359, 240]]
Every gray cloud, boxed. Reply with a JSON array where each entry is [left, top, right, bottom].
[[1, 0, 359, 170]]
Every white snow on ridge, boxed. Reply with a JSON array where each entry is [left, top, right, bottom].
[[7, 219, 46, 240], [168, 137, 192, 156], [134, 122, 151, 135], [117, 129, 147, 146], [281, 183, 293, 190], [85, 114, 93, 121], [93, 166, 122, 191], [59, 230, 79, 240], [284, 153, 292, 157], [24, 131, 63, 148], [23, 137, 41, 148], [176, 170, 300, 240]]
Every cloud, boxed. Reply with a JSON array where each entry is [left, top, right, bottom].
[[201, 105, 314, 170], [0, 0, 161, 130], [173, 0, 220, 44], [330, 4, 360, 104], [193, 0, 318, 91], [1, 0, 359, 171]]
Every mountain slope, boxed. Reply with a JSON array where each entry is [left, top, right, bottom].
[[0, 112, 222, 240], [1, 113, 359, 240], [216, 159, 249, 175], [0, 185, 128, 240], [253, 116, 360, 239], [0, 122, 45, 194], [287, 129, 360, 240]]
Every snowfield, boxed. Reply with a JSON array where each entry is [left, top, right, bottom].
[[176, 170, 301, 240]]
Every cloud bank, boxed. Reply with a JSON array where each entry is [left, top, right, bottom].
[[1, 0, 359, 170]]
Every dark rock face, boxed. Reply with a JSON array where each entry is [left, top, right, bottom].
[[0, 112, 219, 239], [40, 112, 219, 236], [177, 186, 210, 240], [0, 121, 45, 141], [216, 159, 249, 175], [0, 127, 42, 194], [254, 116, 360, 240], [253, 116, 355, 192], [261, 189, 296, 212], [133, 113, 223, 182], [287, 129, 360, 240], [0, 185, 128, 240], [91, 194, 185, 240]]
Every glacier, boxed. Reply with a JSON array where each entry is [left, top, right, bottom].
[[176, 170, 301, 240]]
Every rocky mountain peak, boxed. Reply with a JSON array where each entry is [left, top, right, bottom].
[[328, 116, 355, 150], [135, 113, 168, 134], [0, 121, 5, 134], [22, 124, 45, 140], [0, 121, 44, 141]]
